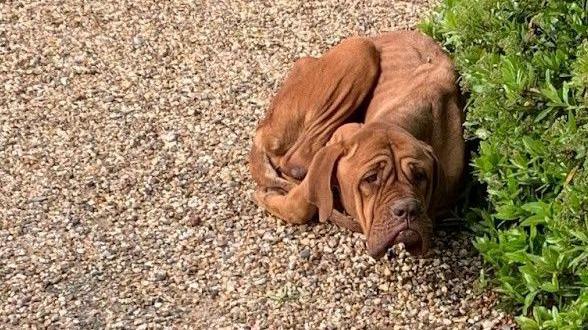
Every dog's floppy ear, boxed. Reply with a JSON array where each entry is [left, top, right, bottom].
[[328, 123, 363, 145], [421, 143, 446, 214], [303, 143, 345, 222]]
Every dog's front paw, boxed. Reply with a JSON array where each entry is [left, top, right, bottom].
[[253, 187, 285, 209]]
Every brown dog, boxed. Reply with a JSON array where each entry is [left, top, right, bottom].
[[252, 31, 465, 258]]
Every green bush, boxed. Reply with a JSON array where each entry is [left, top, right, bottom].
[[420, 0, 588, 328]]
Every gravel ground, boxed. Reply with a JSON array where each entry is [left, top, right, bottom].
[[1, 1, 516, 329]]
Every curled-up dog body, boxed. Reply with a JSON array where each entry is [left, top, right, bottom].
[[251, 30, 465, 258], [249, 37, 380, 192]]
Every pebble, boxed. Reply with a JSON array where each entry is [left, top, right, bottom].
[[300, 247, 311, 259], [188, 213, 202, 227], [153, 270, 167, 282]]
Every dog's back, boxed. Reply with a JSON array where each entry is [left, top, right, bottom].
[[366, 31, 457, 123]]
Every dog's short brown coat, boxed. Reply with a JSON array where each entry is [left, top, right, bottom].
[[250, 31, 465, 258]]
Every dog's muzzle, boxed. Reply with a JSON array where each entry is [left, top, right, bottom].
[[366, 197, 426, 258]]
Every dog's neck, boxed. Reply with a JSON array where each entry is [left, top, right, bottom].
[[369, 114, 433, 146], [366, 101, 435, 145]]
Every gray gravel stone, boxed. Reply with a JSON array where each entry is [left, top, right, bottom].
[[300, 247, 311, 259]]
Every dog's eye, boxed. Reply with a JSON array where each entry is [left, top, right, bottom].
[[363, 172, 378, 184], [413, 169, 427, 182]]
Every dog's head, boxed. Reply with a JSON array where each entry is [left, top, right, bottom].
[[305, 122, 445, 258]]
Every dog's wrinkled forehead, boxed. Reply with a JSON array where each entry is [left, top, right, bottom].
[[341, 124, 429, 162]]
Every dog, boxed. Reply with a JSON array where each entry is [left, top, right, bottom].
[[252, 31, 465, 258]]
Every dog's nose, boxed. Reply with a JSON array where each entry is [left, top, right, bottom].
[[391, 198, 423, 221], [288, 166, 307, 181]]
